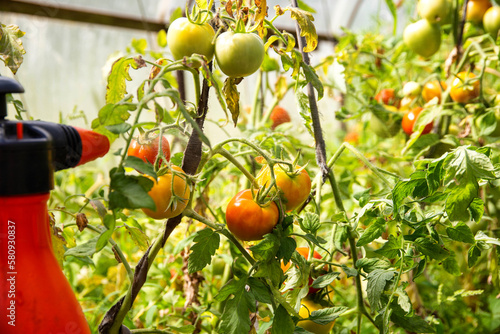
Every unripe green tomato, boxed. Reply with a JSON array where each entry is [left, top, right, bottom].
[[166, 18, 215, 65], [483, 6, 500, 37], [403, 81, 422, 98], [215, 31, 265, 77], [403, 19, 442, 58], [417, 0, 451, 23]]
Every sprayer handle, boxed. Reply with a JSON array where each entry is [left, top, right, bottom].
[[0, 76, 24, 120]]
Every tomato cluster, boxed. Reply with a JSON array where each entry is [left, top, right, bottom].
[[167, 17, 265, 77], [225, 163, 311, 241]]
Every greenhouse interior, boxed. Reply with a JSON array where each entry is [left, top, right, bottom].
[[1, 0, 500, 333]]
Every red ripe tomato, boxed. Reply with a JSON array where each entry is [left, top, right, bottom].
[[225, 189, 279, 241], [422, 80, 447, 103], [256, 164, 311, 212], [281, 247, 325, 295], [450, 72, 480, 103], [270, 106, 291, 129], [142, 165, 191, 220], [402, 107, 433, 135], [127, 135, 171, 165], [466, 0, 492, 24], [375, 88, 400, 107]]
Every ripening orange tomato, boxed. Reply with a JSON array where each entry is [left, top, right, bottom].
[[450, 72, 480, 103], [422, 80, 447, 103], [466, 0, 492, 24]]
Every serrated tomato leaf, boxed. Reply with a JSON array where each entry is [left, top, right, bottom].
[[188, 228, 220, 274]]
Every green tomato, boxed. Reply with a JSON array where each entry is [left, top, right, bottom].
[[417, 0, 451, 23], [403, 19, 442, 58], [215, 31, 265, 77], [166, 18, 215, 65], [483, 6, 500, 37]]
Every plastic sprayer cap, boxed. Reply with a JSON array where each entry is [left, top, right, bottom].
[[75, 127, 110, 166]]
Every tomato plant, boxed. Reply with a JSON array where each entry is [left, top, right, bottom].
[[403, 19, 441, 58], [450, 72, 480, 103], [422, 80, 447, 103], [14, 1, 500, 333], [270, 105, 291, 129], [402, 107, 433, 135], [141, 165, 191, 220], [214, 31, 265, 77], [225, 189, 279, 241], [256, 163, 311, 212], [166, 17, 215, 65], [127, 135, 171, 165]]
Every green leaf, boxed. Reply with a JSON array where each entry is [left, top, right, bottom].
[[219, 279, 256, 334], [125, 225, 150, 251], [414, 237, 450, 261], [124, 156, 157, 179], [443, 255, 461, 276], [106, 56, 146, 104], [254, 260, 283, 287], [301, 62, 323, 100], [445, 182, 478, 222], [64, 236, 100, 258], [341, 264, 358, 278], [299, 212, 321, 234], [396, 287, 412, 314], [311, 272, 340, 289], [443, 146, 497, 184], [446, 222, 475, 244], [414, 257, 426, 279], [247, 277, 272, 304], [0, 24, 26, 74], [384, 0, 398, 35], [366, 269, 396, 311], [249, 234, 280, 262], [215, 278, 243, 303], [277, 237, 297, 265], [374, 235, 402, 259], [357, 217, 386, 247], [469, 197, 485, 222], [271, 305, 295, 334], [223, 77, 241, 126], [356, 258, 391, 273], [157, 29, 167, 48], [304, 306, 348, 325], [96, 214, 116, 252], [297, 0, 317, 13], [468, 244, 482, 268], [285, 7, 318, 52], [108, 167, 155, 210], [188, 228, 220, 274], [131, 38, 147, 54], [390, 312, 435, 333]]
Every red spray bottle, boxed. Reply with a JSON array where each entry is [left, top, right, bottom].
[[0, 77, 110, 333]]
